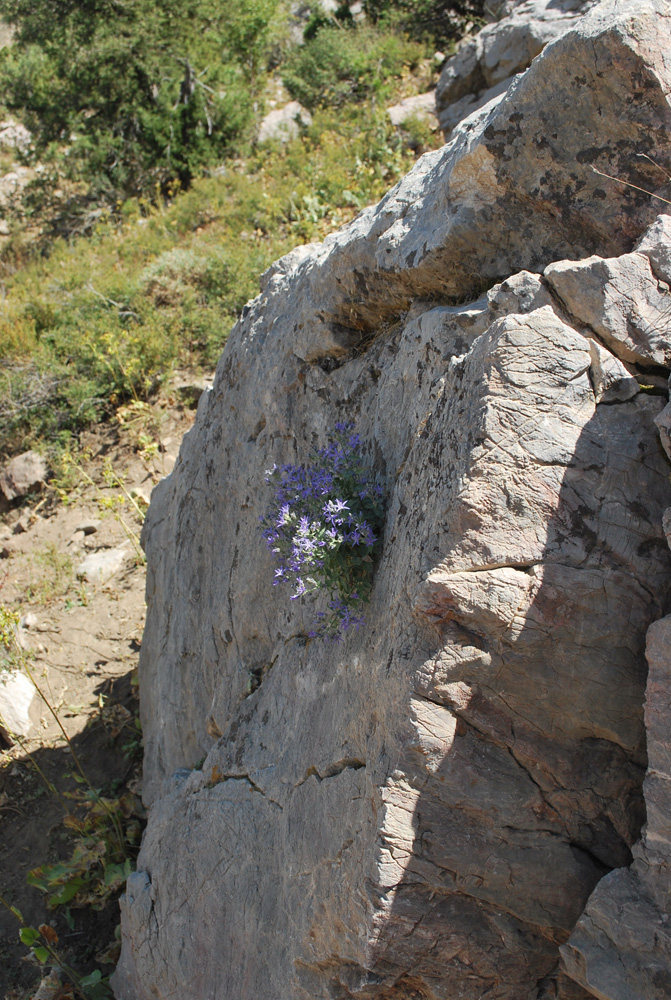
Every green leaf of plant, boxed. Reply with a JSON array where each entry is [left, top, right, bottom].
[[80, 970, 103, 986], [19, 926, 40, 946], [33, 946, 49, 964], [47, 877, 87, 907]]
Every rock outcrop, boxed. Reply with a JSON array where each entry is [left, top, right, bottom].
[[435, 0, 600, 136], [561, 614, 671, 999], [113, 2, 671, 998]]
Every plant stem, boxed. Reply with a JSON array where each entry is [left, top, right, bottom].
[[0, 892, 87, 998]]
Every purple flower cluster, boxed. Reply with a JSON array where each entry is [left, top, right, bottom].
[[260, 423, 384, 641]]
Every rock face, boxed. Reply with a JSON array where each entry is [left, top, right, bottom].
[[435, 0, 600, 136], [560, 614, 671, 999], [113, 2, 671, 998]]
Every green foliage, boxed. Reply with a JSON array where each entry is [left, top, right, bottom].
[[0, 97, 439, 458], [282, 22, 429, 109], [0, 0, 283, 198], [362, 0, 486, 45], [27, 786, 142, 912]]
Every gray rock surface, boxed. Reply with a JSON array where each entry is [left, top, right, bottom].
[[258, 101, 312, 144], [0, 451, 47, 502], [387, 91, 438, 128], [113, 2, 671, 998], [436, 0, 599, 135], [560, 615, 671, 998]]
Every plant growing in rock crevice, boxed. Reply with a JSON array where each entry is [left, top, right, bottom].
[[260, 423, 384, 640]]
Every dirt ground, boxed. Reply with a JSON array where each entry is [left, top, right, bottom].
[[0, 382, 202, 998]]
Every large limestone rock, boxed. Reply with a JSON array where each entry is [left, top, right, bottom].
[[113, 2, 671, 998], [435, 0, 600, 135]]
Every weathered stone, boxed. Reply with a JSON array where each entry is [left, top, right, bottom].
[[0, 671, 34, 738], [561, 615, 671, 1000], [113, 4, 671, 998], [387, 91, 437, 128], [436, 0, 599, 134], [588, 341, 639, 404], [257, 101, 312, 144], [76, 545, 131, 584], [0, 450, 47, 501], [486, 269, 553, 317], [75, 520, 101, 536], [544, 251, 671, 367], [635, 212, 671, 284]]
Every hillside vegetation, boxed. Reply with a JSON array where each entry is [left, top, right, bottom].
[[0, 0, 482, 467]]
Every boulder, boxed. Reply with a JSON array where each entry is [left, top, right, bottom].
[[436, 0, 601, 135], [387, 91, 438, 129], [257, 101, 312, 144], [0, 450, 47, 502], [113, 2, 671, 998]]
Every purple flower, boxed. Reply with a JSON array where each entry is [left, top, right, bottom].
[[260, 424, 383, 641]]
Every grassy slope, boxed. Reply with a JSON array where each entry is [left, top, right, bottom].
[[0, 34, 441, 463]]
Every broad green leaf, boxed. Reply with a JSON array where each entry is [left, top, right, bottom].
[[20, 926, 40, 946]]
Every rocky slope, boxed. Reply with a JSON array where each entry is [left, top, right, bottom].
[[113, 1, 671, 997]]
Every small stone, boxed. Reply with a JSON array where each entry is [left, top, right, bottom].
[[12, 512, 32, 534], [131, 487, 152, 506], [387, 92, 437, 128], [0, 671, 35, 737], [0, 450, 48, 501], [76, 544, 131, 583], [75, 519, 101, 535], [257, 101, 312, 145]]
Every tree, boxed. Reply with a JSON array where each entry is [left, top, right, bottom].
[[0, 0, 282, 199]]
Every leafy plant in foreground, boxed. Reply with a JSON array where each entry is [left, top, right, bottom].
[[260, 424, 384, 640]]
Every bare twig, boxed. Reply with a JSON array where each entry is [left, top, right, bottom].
[[590, 164, 671, 206]]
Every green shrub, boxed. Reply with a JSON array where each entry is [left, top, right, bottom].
[[362, 0, 486, 45], [282, 23, 429, 109], [0, 0, 282, 199]]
